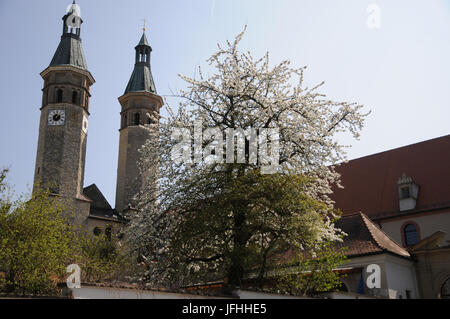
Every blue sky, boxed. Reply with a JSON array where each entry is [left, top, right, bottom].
[[0, 0, 449, 204]]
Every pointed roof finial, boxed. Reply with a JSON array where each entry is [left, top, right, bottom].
[[143, 18, 147, 32], [138, 30, 150, 46]]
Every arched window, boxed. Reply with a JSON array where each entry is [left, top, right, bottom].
[[123, 114, 128, 128], [49, 186, 59, 195], [93, 227, 101, 236], [134, 113, 140, 125], [56, 89, 63, 103], [441, 278, 450, 299], [72, 91, 78, 104], [404, 224, 419, 246]]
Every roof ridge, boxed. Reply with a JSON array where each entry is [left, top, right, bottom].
[[339, 134, 450, 164]]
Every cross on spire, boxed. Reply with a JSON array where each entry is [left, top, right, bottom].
[[143, 18, 147, 32]]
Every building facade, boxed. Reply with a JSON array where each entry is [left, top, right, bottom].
[[331, 135, 450, 299]]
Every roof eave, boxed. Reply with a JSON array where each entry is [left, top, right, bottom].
[[118, 90, 164, 106], [40, 65, 95, 85]]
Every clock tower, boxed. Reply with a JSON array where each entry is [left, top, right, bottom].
[[33, 2, 95, 223]]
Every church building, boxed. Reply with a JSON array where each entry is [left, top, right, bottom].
[[32, 2, 162, 236], [31, 2, 449, 299]]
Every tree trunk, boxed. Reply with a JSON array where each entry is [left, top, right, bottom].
[[227, 203, 248, 289], [257, 250, 269, 290]]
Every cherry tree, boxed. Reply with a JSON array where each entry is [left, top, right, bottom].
[[126, 27, 368, 289]]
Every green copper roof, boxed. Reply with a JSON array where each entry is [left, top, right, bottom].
[[125, 65, 156, 94], [137, 33, 149, 46], [50, 35, 87, 70]]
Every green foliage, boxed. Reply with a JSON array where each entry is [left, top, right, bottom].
[[143, 165, 343, 289], [0, 169, 126, 295], [76, 230, 129, 283], [275, 242, 347, 296], [0, 177, 75, 295]]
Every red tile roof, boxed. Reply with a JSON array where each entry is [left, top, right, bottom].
[[331, 135, 450, 219], [335, 213, 410, 258]]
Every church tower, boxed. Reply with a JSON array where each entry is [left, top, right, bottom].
[[33, 2, 95, 223], [115, 31, 163, 213]]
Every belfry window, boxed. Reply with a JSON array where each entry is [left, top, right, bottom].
[[56, 89, 63, 103], [134, 113, 140, 125], [72, 91, 78, 104], [123, 114, 128, 128]]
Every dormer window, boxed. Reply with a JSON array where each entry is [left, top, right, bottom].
[[400, 186, 410, 199], [397, 173, 419, 211]]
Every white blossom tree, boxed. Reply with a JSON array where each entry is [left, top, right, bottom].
[[126, 27, 369, 289]]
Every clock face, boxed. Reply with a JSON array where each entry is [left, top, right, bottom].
[[48, 110, 66, 126]]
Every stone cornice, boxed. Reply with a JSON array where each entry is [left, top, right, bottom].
[[41, 65, 95, 86]]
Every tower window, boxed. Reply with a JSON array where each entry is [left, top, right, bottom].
[[49, 186, 59, 195], [56, 89, 63, 103], [93, 227, 101, 236], [72, 91, 78, 104], [43, 89, 48, 106], [123, 114, 128, 128], [404, 223, 419, 246], [134, 113, 140, 125]]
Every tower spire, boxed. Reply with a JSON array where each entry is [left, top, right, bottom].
[[124, 31, 156, 94], [50, 1, 87, 69]]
